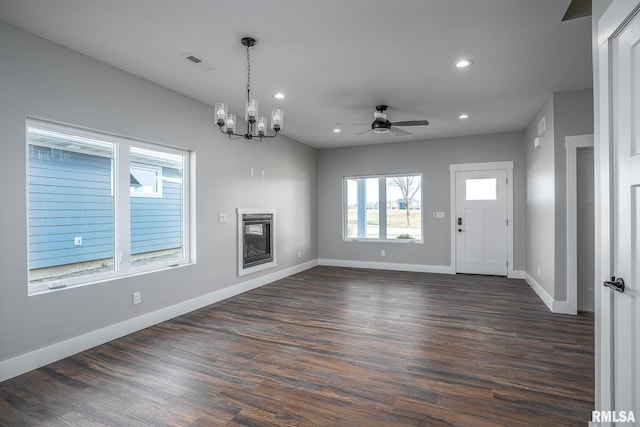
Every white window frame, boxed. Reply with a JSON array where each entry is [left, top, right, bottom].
[[342, 173, 423, 243], [26, 118, 193, 295]]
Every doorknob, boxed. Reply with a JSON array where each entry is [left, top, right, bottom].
[[458, 228, 464, 232], [604, 276, 625, 293]]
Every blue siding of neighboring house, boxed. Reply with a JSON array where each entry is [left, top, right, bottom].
[[28, 146, 181, 270], [29, 147, 114, 270]]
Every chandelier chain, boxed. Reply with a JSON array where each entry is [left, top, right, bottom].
[[246, 44, 251, 102]]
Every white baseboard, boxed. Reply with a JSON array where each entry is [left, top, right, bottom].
[[509, 270, 526, 279], [318, 258, 452, 274], [552, 300, 572, 314], [524, 272, 554, 312], [0, 260, 318, 383], [524, 271, 574, 314], [318, 260, 525, 278], [523, 272, 574, 315]]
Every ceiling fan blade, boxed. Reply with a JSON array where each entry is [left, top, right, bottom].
[[336, 123, 370, 126], [391, 120, 430, 127], [356, 128, 372, 135], [562, 0, 591, 21], [390, 126, 412, 136]]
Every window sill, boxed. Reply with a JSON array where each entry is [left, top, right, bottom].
[[28, 262, 194, 296], [343, 238, 423, 244]]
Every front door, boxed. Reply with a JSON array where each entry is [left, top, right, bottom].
[[454, 169, 508, 276]]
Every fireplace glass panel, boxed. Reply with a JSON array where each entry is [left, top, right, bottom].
[[243, 214, 273, 268]]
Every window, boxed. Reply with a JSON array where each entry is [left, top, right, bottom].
[[345, 177, 379, 239], [27, 119, 192, 294], [344, 174, 422, 241], [465, 178, 497, 200]]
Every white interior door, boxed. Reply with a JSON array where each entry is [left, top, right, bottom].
[[608, 10, 640, 419], [455, 169, 507, 275]]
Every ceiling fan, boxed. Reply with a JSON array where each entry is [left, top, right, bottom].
[[339, 105, 430, 136]]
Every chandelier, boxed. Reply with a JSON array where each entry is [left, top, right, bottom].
[[215, 37, 283, 141]]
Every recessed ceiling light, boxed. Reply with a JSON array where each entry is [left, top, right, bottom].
[[459, 114, 469, 119], [274, 92, 285, 99], [333, 128, 341, 133], [455, 59, 473, 68]]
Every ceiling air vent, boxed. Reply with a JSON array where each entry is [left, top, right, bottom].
[[180, 52, 216, 71]]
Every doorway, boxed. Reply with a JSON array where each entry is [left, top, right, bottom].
[[566, 134, 594, 315], [449, 161, 514, 277], [577, 147, 594, 312]]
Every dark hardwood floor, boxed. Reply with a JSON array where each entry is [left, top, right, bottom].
[[0, 266, 594, 426]]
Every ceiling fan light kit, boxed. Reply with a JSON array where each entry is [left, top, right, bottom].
[[215, 37, 282, 141], [372, 105, 391, 134]]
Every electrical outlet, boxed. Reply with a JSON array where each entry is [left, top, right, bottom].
[[74, 237, 82, 246], [381, 250, 386, 257], [218, 213, 226, 223], [132, 291, 141, 305], [297, 250, 302, 258]]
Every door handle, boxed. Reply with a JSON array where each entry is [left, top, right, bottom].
[[604, 276, 625, 293], [458, 228, 464, 232]]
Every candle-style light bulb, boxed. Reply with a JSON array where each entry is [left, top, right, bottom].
[[246, 99, 258, 124], [214, 103, 228, 126], [257, 117, 267, 136], [271, 109, 283, 132], [225, 113, 237, 134]]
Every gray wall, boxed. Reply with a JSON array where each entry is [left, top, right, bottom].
[[0, 21, 317, 363], [317, 132, 526, 270], [525, 97, 556, 296], [553, 89, 594, 301], [524, 89, 594, 303]]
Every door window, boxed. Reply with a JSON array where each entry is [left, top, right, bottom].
[[465, 178, 497, 200]]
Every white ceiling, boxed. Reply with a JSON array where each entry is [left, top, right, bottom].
[[0, 0, 592, 149]]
